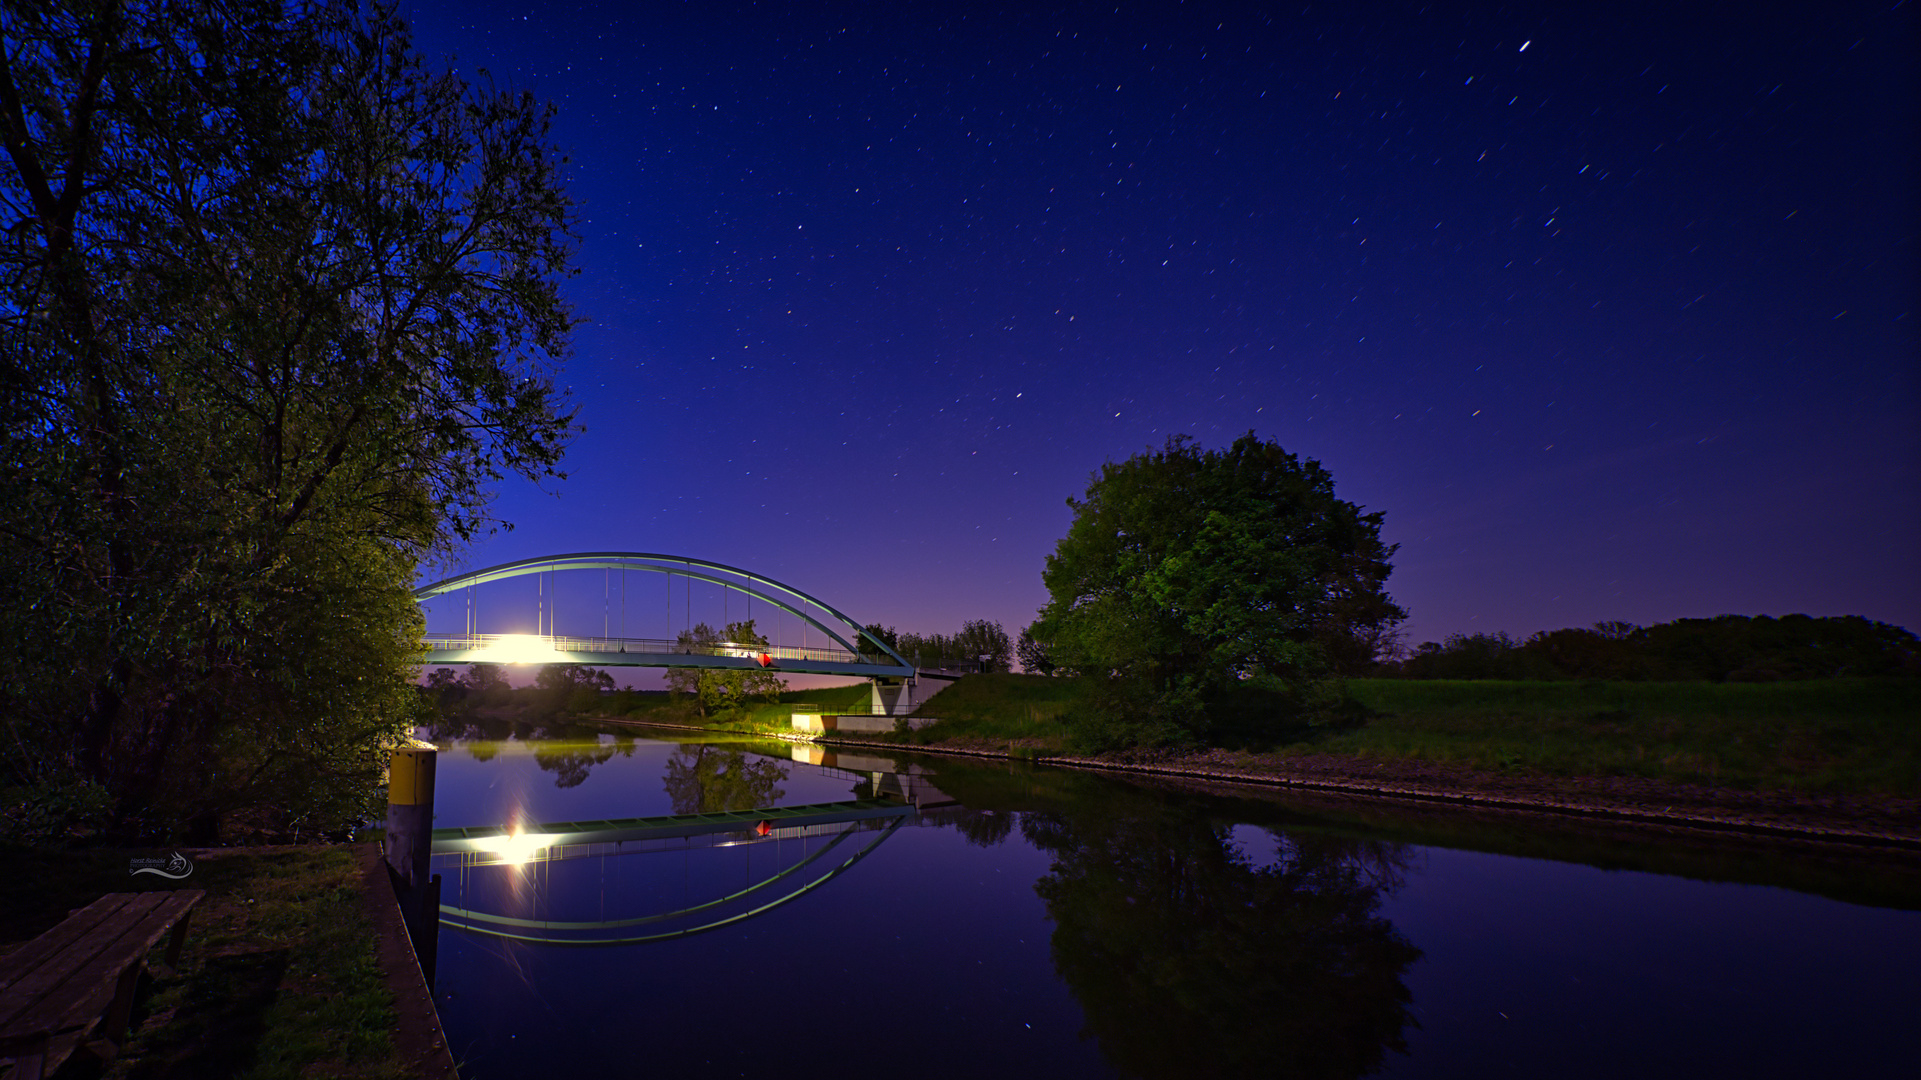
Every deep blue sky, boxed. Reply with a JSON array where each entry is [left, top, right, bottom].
[[401, 0, 1918, 663]]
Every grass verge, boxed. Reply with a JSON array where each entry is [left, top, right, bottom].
[[582, 682, 877, 737], [854, 675, 1918, 795], [1330, 678, 1919, 793]]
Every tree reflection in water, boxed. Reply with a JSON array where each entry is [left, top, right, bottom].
[[1022, 806, 1421, 1079], [952, 808, 1017, 848], [532, 735, 635, 789], [661, 744, 787, 814]]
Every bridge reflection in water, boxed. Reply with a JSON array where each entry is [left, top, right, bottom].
[[429, 752, 950, 946]]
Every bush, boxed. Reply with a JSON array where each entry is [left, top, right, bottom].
[[1, 778, 113, 848]]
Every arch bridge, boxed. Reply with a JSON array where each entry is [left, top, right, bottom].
[[415, 552, 918, 706], [431, 799, 916, 946]]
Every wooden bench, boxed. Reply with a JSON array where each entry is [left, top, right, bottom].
[[0, 890, 204, 1080]]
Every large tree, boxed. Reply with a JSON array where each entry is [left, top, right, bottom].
[[0, 0, 576, 839], [954, 618, 1013, 673], [664, 620, 785, 720], [1032, 434, 1403, 745], [535, 663, 615, 715]]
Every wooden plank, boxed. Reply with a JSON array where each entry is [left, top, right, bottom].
[[4, 893, 201, 1040], [0, 895, 162, 1035], [0, 891, 201, 1045], [0, 894, 141, 995]]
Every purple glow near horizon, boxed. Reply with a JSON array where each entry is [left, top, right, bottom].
[[400, 1, 1917, 683]]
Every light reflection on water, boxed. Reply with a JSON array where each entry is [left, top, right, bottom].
[[429, 734, 1919, 1079]]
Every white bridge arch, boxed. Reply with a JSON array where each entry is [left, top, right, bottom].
[[414, 552, 916, 680]]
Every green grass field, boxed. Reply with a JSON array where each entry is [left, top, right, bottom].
[[842, 675, 1919, 795], [1328, 678, 1919, 792], [904, 672, 1089, 740]]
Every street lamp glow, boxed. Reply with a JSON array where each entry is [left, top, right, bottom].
[[486, 634, 556, 665]]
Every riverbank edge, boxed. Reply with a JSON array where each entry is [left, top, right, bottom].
[[357, 843, 460, 1080], [587, 716, 1921, 852]]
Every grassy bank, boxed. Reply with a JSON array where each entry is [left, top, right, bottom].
[[583, 682, 875, 736], [0, 844, 406, 1079], [873, 674, 1918, 795], [1334, 679, 1918, 792]]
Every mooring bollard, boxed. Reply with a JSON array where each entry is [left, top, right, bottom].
[[386, 746, 441, 987], [386, 746, 436, 888]]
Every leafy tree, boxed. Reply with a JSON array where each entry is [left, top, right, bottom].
[[1637, 614, 1919, 681], [534, 665, 614, 694], [0, 0, 576, 839], [884, 620, 1016, 670], [535, 663, 614, 714], [1394, 615, 1919, 682], [1016, 624, 1056, 676], [1400, 632, 1554, 680], [664, 620, 785, 719], [955, 619, 1013, 673], [1520, 624, 1646, 681], [462, 664, 512, 700], [861, 623, 901, 661], [1033, 434, 1404, 746], [894, 630, 953, 667]]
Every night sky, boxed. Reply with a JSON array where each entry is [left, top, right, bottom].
[[399, 0, 1918, 674]]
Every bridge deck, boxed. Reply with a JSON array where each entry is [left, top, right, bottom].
[[421, 634, 914, 678]]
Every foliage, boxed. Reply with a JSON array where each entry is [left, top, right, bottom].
[[954, 619, 1013, 672], [860, 622, 901, 660], [1400, 632, 1553, 680], [1016, 623, 1056, 675], [0, 777, 113, 847], [663, 620, 785, 719], [0, 0, 577, 839], [1032, 434, 1404, 747], [1398, 616, 1919, 682], [864, 619, 1011, 671], [535, 663, 615, 715], [463, 663, 513, 701]]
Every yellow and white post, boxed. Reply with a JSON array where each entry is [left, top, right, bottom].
[[386, 747, 436, 887], [385, 746, 440, 986]]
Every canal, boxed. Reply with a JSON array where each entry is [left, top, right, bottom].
[[426, 732, 1920, 1078]]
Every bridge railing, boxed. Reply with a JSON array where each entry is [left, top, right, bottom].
[[419, 633, 892, 668]]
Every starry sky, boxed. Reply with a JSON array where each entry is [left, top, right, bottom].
[[400, 0, 1918, 672]]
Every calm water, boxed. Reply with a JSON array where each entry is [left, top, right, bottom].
[[426, 733, 1920, 1079]]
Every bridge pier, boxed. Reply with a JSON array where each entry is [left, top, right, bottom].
[[870, 677, 916, 716]]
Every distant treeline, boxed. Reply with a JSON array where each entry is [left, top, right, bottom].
[[1393, 615, 1917, 682], [861, 620, 1013, 672]]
